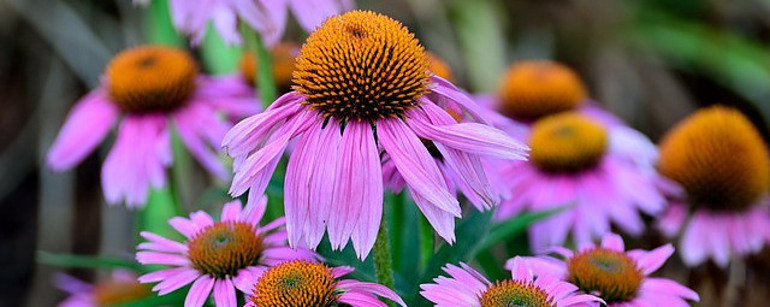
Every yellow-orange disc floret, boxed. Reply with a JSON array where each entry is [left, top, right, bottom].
[[187, 222, 264, 278], [106, 46, 198, 113], [293, 10, 430, 123], [567, 248, 643, 303], [658, 106, 770, 211], [427, 52, 453, 82], [498, 61, 587, 120], [250, 260, 337, 307], [529, 112, 608, 173], [478, 279, 555, 307], [92, 278, 152, 306], [240, 42, 300, 91]]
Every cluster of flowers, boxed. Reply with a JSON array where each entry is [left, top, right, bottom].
[[47, 0, 769, 306]]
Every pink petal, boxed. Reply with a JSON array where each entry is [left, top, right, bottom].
[[600, 233, 625, 251], [220, 200, 243, 222], [213, 279, 237, 307], [631, 243, 674, 275], [172, 103, 229, 180], [184, 275, 215, 307], [47, 90, 118, 171], [138, 231, 188, 253]]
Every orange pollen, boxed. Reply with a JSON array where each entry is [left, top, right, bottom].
[[529, 112, 608, 173], [250, 260, 337, 307], [240, 42, 300, 91], [106, 46, 198, 113], [567, 248, 643, 303], [92, 278, 152, 306], [427, 52, 453, 82], [187, 221, 264, 278], [478, 279, 555, 307], [498, 61, 587, 120], [658, 106, 770, 211], [293, 10, 430, 123]]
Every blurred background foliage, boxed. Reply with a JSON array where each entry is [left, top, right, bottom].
[[1, 0, 769, 306]]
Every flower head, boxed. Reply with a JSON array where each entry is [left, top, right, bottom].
[[223, 11, 527, 258], [138, 0, 353, 46], [427, 52, 453, 82], [46, 46, 259, 207], [656, 106, 770, 266], [136, 199, 318, 307], [55, 270, 151, 307], [498, 60, 587, 120], [246, 260, 405, 307], [494, 111, 665, 252], [514, 233, 700, 306], [420, 261, 602, 307]]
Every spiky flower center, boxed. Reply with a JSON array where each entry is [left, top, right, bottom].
[[498, 61, 587, 120], [250, 260, 337, 307], [478, 280, 554, 307], [92, 278, 151, 306], [658, 106, 770, 211], [106, 46, 197, 113], [240, 42, 299, 91], [567, 248, 643, 303], [187, 222, 264, 278], [529, 112, 608, 173], [293, 10, 430, 123]]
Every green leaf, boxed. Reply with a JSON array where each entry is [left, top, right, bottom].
[[37, 251, 145, 272], [410, 210, 494, 306], [476, 206, 567, 252]]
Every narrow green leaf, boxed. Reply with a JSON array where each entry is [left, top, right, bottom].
[[477, 206, 567, 252], [37, 251, 145, 272]]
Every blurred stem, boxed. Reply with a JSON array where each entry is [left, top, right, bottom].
[[169, 128, 191, 210], [241, 23, 276, 108], [145, 0, 183, 47], [373, 215, 395, 289], [418, 215, 433, 269], [389, 192, 405, 269], [201, 25, 243, 74], [140, 187, 179, 238], [452, 0, 506, 92]]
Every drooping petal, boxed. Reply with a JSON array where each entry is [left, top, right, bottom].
[[184, 275, 215, 307], [213, 279, 237, 307], [47, 90, 119, 171]]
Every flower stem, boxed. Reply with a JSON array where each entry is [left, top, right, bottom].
[[418, 215, 433, 268], [145, 0, 183, 47], [373, 215, 395, 289], [254, 34, 276, 108]]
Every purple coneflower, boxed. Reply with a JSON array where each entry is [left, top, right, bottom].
[[656, 106, 770, 267], [223, 11, 528, 258], [55, 270, 151, 307], [46, 46, 258, 207], [245, 260, 405, 307], [493, 111, 665, 252], [136, 0, 352, 46], [136, 199, 317, 307], [420, 260, 602, 307], [514, 233, 700, 307]]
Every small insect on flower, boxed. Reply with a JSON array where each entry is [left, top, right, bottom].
[[223, 10, 528, 259], [135, 199, 318, 307], [420, 261, 602, 307], [55, 270, 151, 307], [514, 233, 700, 306], [46, 46, 258, 207], [245, 260, 405, 307], [493, 111, 666, 252], [134, 0, 353, 46], [656, 105, 770, 267]]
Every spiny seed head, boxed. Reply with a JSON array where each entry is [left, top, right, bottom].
[[250, 260, 337, 307], [240, 42, 300, 91], [658, 106, 770, 211], [498, 61, 587, 120], [106, 46, 197, 113], [92, 277, 152, 306], [293, 10, 430, 123], [427, 52, 453, 81], [478, 279, 555, 307], [567, 248, 643, 303], [529, 112, 608, 173], [187, 222, 264, 278]]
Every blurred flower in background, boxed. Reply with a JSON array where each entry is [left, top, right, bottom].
[[54, 270, 151, 307], [46, 46, 258, 207], [656, 106, 770, 267]]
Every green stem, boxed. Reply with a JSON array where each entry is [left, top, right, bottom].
[[373, 215, 395, 289], [418, 215, 433, 269], [241, 22, 276, 108], [140, 187, 179, 239], [145, 0, 183, 47]]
